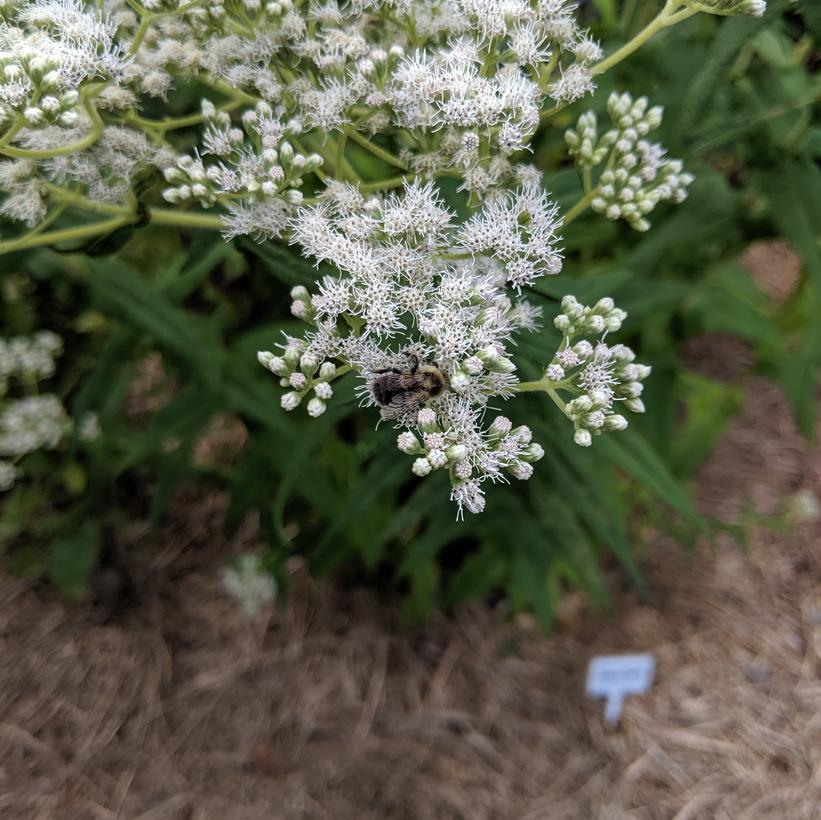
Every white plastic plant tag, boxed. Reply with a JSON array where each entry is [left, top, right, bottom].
[[586, 654, 655, 724]]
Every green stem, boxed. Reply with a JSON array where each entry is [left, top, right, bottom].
[[124, 100, 243, 132], [591, 1, 697, 77], [46, 184, 127, 215], [148, 208, 224, 229], [345, 127, 408, 171], [562, 190, 597, 226], [0, 96, 104, 159], [335, 130, 349, 180], [0, 118, 23, 149], [0, 216, 131, 255], [0, 205, 223, 256], [513, 380, 549, 393], [359, 175, 407, 193], [513, 379, 570, 415], [129, 14, 153, 55]]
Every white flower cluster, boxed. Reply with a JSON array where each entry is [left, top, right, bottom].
[[0, 330, 62, 392], [0, 329, 95, 493], [162, 100, 322, 240], [0, 0, 607, 233], [547, 295, 650, 446], [0, 0, 124, 130], [0, 0, 755, 516], [258, 178, 555, 516], [565, 92, 694, 231]]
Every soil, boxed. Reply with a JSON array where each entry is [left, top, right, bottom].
[[1, 243, 819, 820]]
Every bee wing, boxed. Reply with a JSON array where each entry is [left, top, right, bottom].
[[380, 391, 424, 420]]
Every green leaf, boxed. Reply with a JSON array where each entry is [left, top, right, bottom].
[[671, 372, 744, 478], [239, 237, 321, 286], [49, 519, 101, 600], [598, 429, 703, 529]]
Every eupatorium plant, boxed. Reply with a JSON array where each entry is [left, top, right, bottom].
[[0, 0, 766, 513]]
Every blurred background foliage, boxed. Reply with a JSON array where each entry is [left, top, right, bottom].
[[1, 0, 818, 627]]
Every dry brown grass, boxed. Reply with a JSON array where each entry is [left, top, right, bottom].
[[1, 247, 819, 820]]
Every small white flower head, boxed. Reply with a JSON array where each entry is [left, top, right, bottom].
[[546, 363, 564, 382], [450, 479, 486, 518], [289, 372, 308, 390], [77, 412, 100, 442], [313, 381, 333, 400], [412, 457, 432, 477], [220, 554, 277, 619], [397, 431, 420, 454], [489, 416, 512, 438], [427, 448, 447, 469], [417, 408, 437, 430], [549, 64, 595, 104]]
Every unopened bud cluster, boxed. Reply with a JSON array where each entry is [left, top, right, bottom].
[[548, 296, 650, 447], [566, 92, 693, 231], [163, 101, 322, 240], [395, 409, 544, 516], [0, 51, 82, 128], [257, 301, 342, 417]]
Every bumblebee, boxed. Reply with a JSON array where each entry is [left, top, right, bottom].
[[370, 350, 448, 419]]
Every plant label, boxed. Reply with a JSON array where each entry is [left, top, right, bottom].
[[586, 654, 655, 723]]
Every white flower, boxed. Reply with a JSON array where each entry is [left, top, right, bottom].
[[220, 554, 277, 618], [0, 394, 70, 456]]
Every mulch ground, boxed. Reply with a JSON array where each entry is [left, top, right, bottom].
[[1, 244, 819, 820]]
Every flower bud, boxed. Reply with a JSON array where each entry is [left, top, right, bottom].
[[279, 141, 294, 166], [412, 457, 432, 477], [307, 397, 326, 417], [318, 362, 337, 381], [489, 416, 512, 437], [397, 432, 420, 454], [604, 414, 628, 431], [300, 352, 319, 375], [281, 392, 301, 411], [489, 356, 516, 374], [428, 449, 447, 469], [507, 460, 534, 480], [574, 428, 592, 447], [511, 425, 532, 444], [24, 107, 44, 126], [546, 364, 565, 382], [450, 370, 471, 393], [446, 444, 467, 463], [314, 381, 333, 400], [522, 443, 545, 462], [476, 345, 500, 365]]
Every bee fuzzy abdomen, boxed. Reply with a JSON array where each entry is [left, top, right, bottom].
[[368, 360, 448, 419]]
